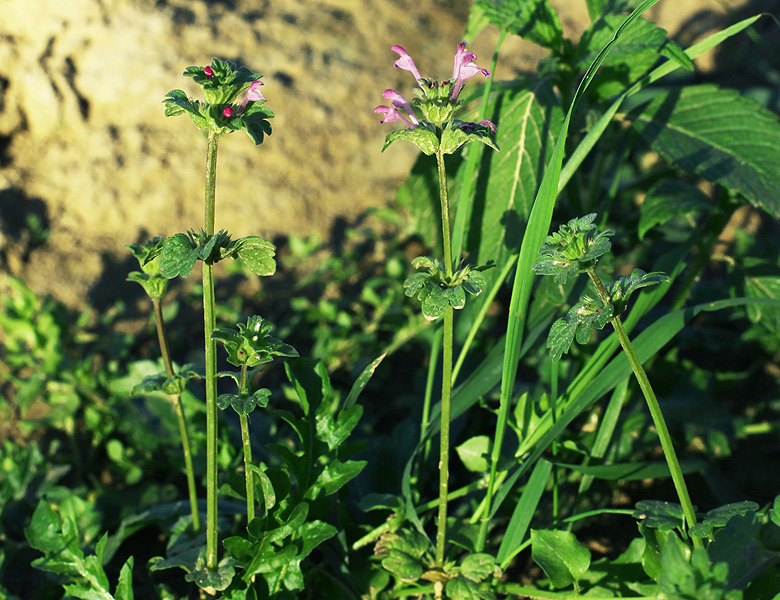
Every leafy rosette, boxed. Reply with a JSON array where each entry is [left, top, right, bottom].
[[163, 57, 273, 144]]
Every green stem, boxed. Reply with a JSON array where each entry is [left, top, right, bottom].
[[239, 364, 255, 523], [586, 267, 701, 547], [152, 297, 200, 533], [434, 141, 453, 568], [436, 145, 453, 278], [203, 131, 220, 570], [436, 305, 454, 567]]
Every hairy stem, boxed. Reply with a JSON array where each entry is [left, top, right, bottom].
[[434, 142, 453, 568], [152, 297, 200, 533], [586, 267, 700, 546], [204, 131, 220, 570], [239, 363, 255, 523]]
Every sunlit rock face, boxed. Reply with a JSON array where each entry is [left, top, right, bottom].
[[0, 0, 749, 307]]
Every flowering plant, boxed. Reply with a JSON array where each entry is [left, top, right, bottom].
[[163, 57, 273, 144], [375, 43, 498, 155]]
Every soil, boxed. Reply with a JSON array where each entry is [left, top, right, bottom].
[[0, 0, 755, 310]]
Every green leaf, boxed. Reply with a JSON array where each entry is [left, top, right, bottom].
[[381, 125, 440, 155], [473, 0, 563, 51], [576, 15, 671, 99], [640, 526, 689, 581], [233, 236, 276, 276], [440, 120, 499, 155], [114, 557, 135, 600], [497, 459, 553, 566], [546, 298, 614, 362], [316, 405, 363, 452], [216, 388, 271, 416], [531, 529, 591, 589], [638, 180, 713, 239], [343, 352, 387, 410], [608, 269, 668, 314], [445, 575, 485, 600], [474, 79, 562, 269], [26, 500, 64, 553], [159, 233, 198, 279], [629, 84, 780, 217], [247, 464, 277, 513], [307, 458, 366, 498], [299, 520, 337, 559], [459, 553, 499, 583], [634, 500, 686, 530], [381, 549, 423, 583], [709, 512, 777, 587], [455, 435, 490, 472]]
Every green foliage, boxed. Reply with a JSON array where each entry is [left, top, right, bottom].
[[125, 237, 168, 299], [157, 230, 276, 279], [26, 501, 135, 600], [628, 85, 780, 218], [164, 57, 274, 144], [403, 256, 490, 321], [212, 316, 298, 369], [532, 213, 614, 283], [531, 529, 591, 590]]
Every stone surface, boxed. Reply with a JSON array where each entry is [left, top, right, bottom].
[[0, 0, 753, 308]]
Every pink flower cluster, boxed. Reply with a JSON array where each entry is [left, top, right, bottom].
[[374, 42, 492, 128], [221, 80, 266, 119]]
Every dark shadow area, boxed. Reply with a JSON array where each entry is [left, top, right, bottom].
[[0, 187, 51, 266]]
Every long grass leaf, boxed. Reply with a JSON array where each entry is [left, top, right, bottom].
[[497, 458, 552, 567]]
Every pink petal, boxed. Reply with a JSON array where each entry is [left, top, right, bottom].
[[391, 45, 423, 83]]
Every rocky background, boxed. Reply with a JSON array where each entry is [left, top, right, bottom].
[[0, 0, 759, 310]]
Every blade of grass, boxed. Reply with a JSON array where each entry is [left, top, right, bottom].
[[477, 0, 665, 552]]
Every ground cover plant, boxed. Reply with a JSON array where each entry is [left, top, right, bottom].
[[2, 0, 780, 598]]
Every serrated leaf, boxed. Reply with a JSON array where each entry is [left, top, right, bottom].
[[547, 299, 613, 362], [455, 435, 490, 472], [531, 529, 591, 588], [629, 84, 780, 217], [638, 180, 713, 239], [475, 79, 562, 270], [159, 233, 197, 279], [474, 0, 563, 51]]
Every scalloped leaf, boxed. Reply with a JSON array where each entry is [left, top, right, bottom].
[[216, 388, 271, 416], [159, 233, 198, 279], [381, 127, 440, 155], [440, 120, 499, 155], [235, 236, 277, 276]]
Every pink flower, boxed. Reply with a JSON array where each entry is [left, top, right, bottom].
[[222, 106, 233, 118], [237, 80, 265, 116], [391, 45, 423, 84], [479, 119, 496, 134], [450, 42, 490, 99], [204, 65, 214, 78], [374, 88, 418, 128]]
